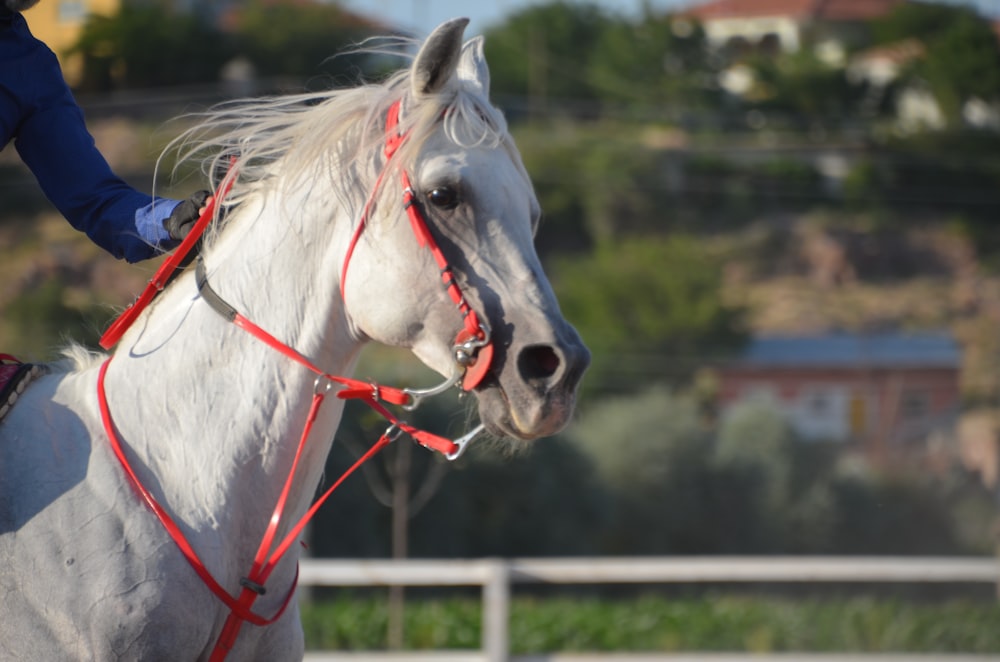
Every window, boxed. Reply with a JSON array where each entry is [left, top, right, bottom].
[[793, 385, 850, 442], [803, 390, 831, 416], [900, 389, 930, 421]]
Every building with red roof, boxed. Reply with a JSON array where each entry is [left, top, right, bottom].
[[683, 0, 904, 59], [717, 332, 961, 459]]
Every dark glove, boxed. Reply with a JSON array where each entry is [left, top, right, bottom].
[[163, 190, 212, 241]]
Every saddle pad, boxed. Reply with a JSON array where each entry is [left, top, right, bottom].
[[0, 355, 41, 422]]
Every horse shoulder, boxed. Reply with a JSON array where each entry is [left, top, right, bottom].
[[0, 370, 217, 660]]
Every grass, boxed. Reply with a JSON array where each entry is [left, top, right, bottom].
[[301, 593, 1000, 653]]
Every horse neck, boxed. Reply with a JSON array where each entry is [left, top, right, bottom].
[[103, 175, 364, 575]]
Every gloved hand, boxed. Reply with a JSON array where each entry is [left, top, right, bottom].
[[163, 190, 212, 241]]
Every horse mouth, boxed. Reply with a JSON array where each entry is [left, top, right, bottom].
[[467, 331, 589, 441], [475, 379, 577, 441]]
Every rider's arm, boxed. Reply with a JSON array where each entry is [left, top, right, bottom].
[[12, 34, 179, 263]]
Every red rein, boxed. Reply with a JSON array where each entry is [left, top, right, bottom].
[[96, 100, 493, 659]]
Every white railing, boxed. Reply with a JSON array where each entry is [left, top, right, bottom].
[[299, 556, 999, 662]]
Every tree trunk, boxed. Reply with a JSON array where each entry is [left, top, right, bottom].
[[387, 441, 411, 649]]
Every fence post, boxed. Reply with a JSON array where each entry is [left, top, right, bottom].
[[482, 559, 510, 662], [996, 543, 1000, 601]]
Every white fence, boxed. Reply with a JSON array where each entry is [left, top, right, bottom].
[[298, 556, 1000, 662]]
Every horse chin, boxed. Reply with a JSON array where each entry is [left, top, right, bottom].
[[474, 380, 576, 442]]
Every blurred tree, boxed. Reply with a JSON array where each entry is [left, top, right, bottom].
[[517, 124, 672, 257], [68, 4, 230, 92], [570, 386, 714, 554], [550, 235, 748, 394], [484, 3, 723, 117], [919, 11, 1000, 122], [713, 398, 796, 548], [873, 1, 982, 45], [577, 135, 674, 243], [232, 1, 382, 84], [873, 2, 1000, 125], [67, 1, 386, 93], [715, 399, 794, 505], [410, 437, 609, 557], [517, 121, 828, 265], [825, 461, 965, 555], [483, 1, 611, 114], [589, 10, 718, 110], [744, 50, 860, 122], [515, 128, 593, 257]]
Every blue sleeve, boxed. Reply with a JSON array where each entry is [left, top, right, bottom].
[[12, 38, 177, 263], [136, 198, 181, 247]]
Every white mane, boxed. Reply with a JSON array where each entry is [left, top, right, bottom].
[[161, 47, 512, 249], [55, 343, 106, 373]]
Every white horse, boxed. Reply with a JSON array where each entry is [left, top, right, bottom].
[[0, 19, 588, 661]]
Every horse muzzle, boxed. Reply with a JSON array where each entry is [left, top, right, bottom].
[[476, 323, 590, 440]]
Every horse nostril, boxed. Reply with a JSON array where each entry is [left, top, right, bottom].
[[518, 345, 562, 383]]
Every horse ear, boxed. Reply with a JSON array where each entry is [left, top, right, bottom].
[[411, 17, 469, 98], [457, 36, 490, 97]]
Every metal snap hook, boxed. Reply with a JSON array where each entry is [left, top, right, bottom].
[[445, 423, 485, 461]]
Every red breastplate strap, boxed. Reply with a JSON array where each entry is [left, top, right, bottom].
[[98, 356, 412, 660]]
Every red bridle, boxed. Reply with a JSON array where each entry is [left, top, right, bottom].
[[96, 99, 493, 660], [341, 100, 494, 389]]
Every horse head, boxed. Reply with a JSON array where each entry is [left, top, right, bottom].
[[339, 19, 589, 441]]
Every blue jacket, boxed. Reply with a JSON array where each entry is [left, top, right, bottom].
[[1, 8, 178, 262]]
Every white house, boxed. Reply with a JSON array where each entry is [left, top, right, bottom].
[[683, 0, 903, 64]]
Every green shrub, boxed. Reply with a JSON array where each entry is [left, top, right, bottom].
[[301, 595, 1000, 652]]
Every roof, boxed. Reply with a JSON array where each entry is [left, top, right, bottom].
[[684, 0, 903, 22], [735, 333, 961, 369], [685, 0, 815, 20]]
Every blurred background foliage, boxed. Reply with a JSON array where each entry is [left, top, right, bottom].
[[66, 1, 384, 91], [2, 0, 1000, 567]]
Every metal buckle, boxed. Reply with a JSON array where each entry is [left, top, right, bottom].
[[314, 375, 337, 395], [446, 423, 485, 462], [454, 322, 491, 367], [239, 577, 267, 595], [383, 423, 405, 443]]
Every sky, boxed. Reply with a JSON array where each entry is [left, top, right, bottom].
[[337, 0, 1000, 37]]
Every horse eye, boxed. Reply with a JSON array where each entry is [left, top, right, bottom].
[[426, 187, 459, 210]]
